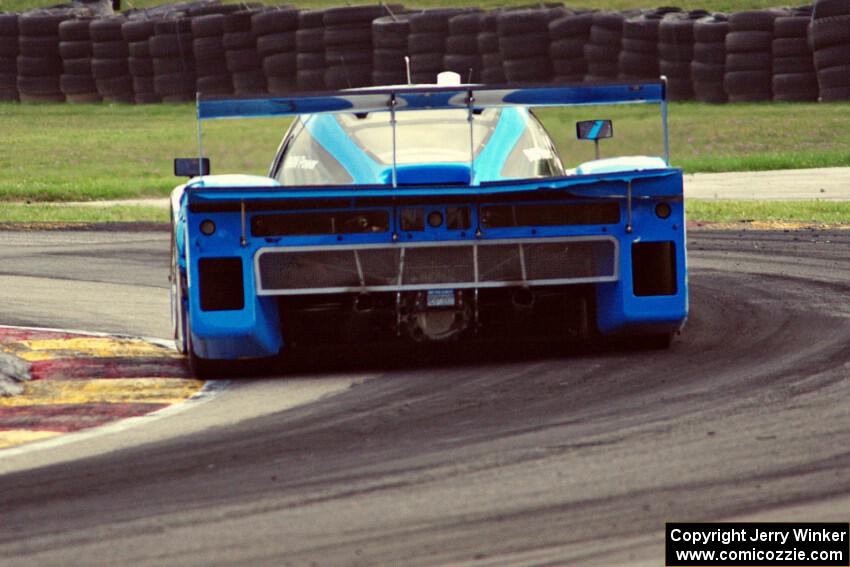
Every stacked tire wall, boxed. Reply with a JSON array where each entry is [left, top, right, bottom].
[[4, 2, 850, 104], [811, 0, 850, 101]]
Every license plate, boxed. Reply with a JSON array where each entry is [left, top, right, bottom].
[[426, 289, 455, 308]]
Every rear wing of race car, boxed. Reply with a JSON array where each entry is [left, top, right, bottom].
[[186, 80, 672, 188]]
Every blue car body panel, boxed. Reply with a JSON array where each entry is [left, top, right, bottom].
[[174, 82, 687, 360]]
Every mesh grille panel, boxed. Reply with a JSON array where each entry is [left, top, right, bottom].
[[257, 237, 617, 294]]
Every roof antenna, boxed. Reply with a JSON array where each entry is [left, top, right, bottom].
[[404, 56, 412, 85]]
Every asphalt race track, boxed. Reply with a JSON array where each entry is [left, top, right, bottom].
[[0, 228, 849, 566]]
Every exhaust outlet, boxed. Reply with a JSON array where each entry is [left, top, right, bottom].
[[512, 288, 535, 309], [354, 294, 374, 312]]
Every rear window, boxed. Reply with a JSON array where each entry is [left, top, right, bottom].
[[275, 119, 353, 186], [336, 109, 500, 165]]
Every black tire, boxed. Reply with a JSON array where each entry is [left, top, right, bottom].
[[813, 44, 850, 71], [772, 72, 818, 92], [298, 9, 325, 29], [583, 43, 620, 63], [222, 31, 256, 50], [410, 9, 464, 34], [503, 55, 551, 81], [92, 40, 129, 59], [409, 52, 445, 72], [0, 36, 17, 58], [263, 52, 296, 77], [693, 42, 726, 64], [89, 18, 125, 42], [18, 36, 60, 58], [444, 54, 480, 78], [323, 26, 372, 47], [372, 69, 407, 86], [324, 4, 397, 27], [251, 8, 299, 35], [18, 14, 66, 36], [818, 85, 850, 100], [154, 18, 192, 35], [589, 25, 623, 47], [622, 15, 661, 41], [772, 37, 810, 57], [60, 73, 96, 94], [0, 58, 15, 74], [195, 58, 226, 77], [149, 33, 194, 58], [477, 32, 499, 54], [132, 75, 155, 93], [16, 73, 60, 93], [193, 37, 225, 60], [445, 34, 478, 55], [325, 49, 372, 66], [548, 12, 593, 38], [373, 15, 411, 49], [693, 16, 729, 43], [552, 57, 586, 76], [191, 14, 226, 38], [226, 48, 261, 72], [658, 42, 694, 62], [296, 28, 324, 52], [728, 10, 779, 32], [621, 37, 658, 54], [586, 61, 620, 77], [498, 9, 550, 36], [121, 19, 156, 42], [96, 74, 133, 96], [232, 69, 267, 93], [62, 56, 91, 75], [550, 37, 586, 59], [773, 15, 812, 38], [408, 32, 447, 55], [267, 74, 295, 94], [693, 81, 728, 103], [691, 61, 725, 81], [324, 64, 372, 88], [17, 55, 62, 76], [773, 56, 814, 74], [135, 92, 162, 104], [724, 69, 771, 94], [91, 57, 128, 79], [256, 32, 295, 56], [590, 11, 625, 32], [499, 32, 549, 59], [726, 52, 771, 72], [60, 40, 92, 59], [817, 64, 850, 88], [373, 49, 407, 70], [448, 12, 481, 35], [725, 31, 773, 53], [196, 73, 232, 94], [296, 68, 325, 90], [813, 0, 850, 19], [659, 60, 691, 77], [58, 18, 93, 42], [810, 15, 850, 50], [155, 72, 196, 96], [481, 67, 507, 84], [0, 13, 18, 36], [297, 52, 326, 71], [153, 56, 194, 75], [128, 40, 150, 58]]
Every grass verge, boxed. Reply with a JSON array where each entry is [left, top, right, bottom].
[[688, 200, 850, 225], [3, 101, 850, 203], [0, 203, 168, 223]]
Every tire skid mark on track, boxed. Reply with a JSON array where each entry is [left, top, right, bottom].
[[0, 326, 202, 450]]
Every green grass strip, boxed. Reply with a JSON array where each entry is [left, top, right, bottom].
[[688, 200, 850, 224], [0, 203, 168, 223]]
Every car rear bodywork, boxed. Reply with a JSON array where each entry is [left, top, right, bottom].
[[171, 82, 688, 369]]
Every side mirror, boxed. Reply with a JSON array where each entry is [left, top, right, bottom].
[[576, 120, 613, 141], [174, 157, 210, 177], [576, 120, 613, 160]]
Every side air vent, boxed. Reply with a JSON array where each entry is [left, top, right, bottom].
[[632, 241, 676, 296], [199, 257, 244, 311]]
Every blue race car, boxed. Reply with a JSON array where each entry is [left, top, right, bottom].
[[171, 78, 688, 376]]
